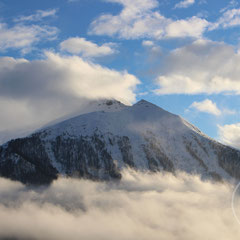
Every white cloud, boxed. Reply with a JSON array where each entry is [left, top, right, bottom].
[[104, 0, 159, 11], [141, 40, 161, 55], [0, 23, 58, 53], [60, 37, 116, 57], [89, 0, 208, 39], [166, 16, 208, 38], [154, 39, 240, 95], [189, 99, 221, 116], [175, 0, 195, 9], [14, 9, 57, 22], [0, 170, 240, 240], [0, 52, 139, 133], [142, 40, 154, 47], [218, 123, 240, 149], [210, 8, 240, 30]]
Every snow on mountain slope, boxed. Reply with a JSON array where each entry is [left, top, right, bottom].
[[0, 99, 127, 145], [40, 99, 128, 130], [0, 99, 240, 184]]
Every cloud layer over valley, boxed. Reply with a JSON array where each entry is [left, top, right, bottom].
[[0, 170, 240, 240]]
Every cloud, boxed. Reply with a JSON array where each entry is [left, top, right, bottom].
[[210, 8, 240, 30], [0, 22, 58, 53], [141, 40, 162, 55], [0, 52, 139, 134], [14, 9, 57, 22], [220, 0, 239, 13], [89, 0, 208, 39], [60, 37, 116, 57], [189, 99, 221, 116], [222, 108, 237, 115], [0, 170, 239, 240], [154, 39, 240, 95], [175, 0, 195, 9], [218, 123, 240, 149], [142, 40, 154, 47], [166, 16, 208, 38]]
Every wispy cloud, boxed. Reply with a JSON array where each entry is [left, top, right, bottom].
[[0, 22, 58, 54], [14, 9, 58, 22], [210, 8, 240, 30], [174, 0, 195, 9], [60, 37, 117, 58], [220, 0, 239, 13]]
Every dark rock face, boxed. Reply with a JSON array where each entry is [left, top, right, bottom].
[[1, 128, 240, 185], [117, 136, 135, 167], [183, 134, 240, 181], [216, 144, 240, 179], [0, 132, 123, 185], [142, 133, 174, 172], [50, 133, 121, 180], [0, 136, 58, 185]]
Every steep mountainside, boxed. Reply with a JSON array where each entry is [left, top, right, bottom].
[[1, 99, 240, 184]]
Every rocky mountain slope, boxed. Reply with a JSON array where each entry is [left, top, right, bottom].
[[0, 99, 240, 184]]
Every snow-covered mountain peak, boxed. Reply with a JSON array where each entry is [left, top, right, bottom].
[[89, 99, 128, 112], [38, 98, 128, 131], [132, 100, 204, 137], [133, 99, 172, 114], [70, 98, 128, 117], [131, 99, 179, 123], [134, 99, 157, 107], [42, 99, 191, 139]]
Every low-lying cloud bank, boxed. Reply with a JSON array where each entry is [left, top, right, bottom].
[[0, 170, 240, 240]]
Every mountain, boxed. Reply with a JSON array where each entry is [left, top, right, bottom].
[[0, 99, 240, 185], [0, 99, 127, 145], [40, 99, 127, 129]]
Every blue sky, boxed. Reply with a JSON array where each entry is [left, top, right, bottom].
[[0, 0, 240, 148]]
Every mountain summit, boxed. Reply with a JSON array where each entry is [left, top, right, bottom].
[[0, 99, 240, 184]]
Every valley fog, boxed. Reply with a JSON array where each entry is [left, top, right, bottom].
[[0, 170, 240, 240]]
